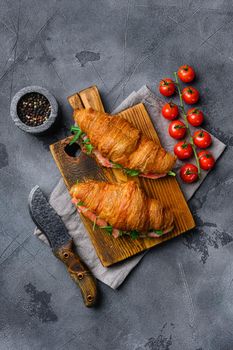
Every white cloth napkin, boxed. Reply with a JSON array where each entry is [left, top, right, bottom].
[[35, 86, 226, 289]]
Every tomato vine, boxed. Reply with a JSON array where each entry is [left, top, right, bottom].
[[173, 71, 201, 178]]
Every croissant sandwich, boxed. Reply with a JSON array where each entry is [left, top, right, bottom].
[[71, 108, 176, 179], [70, 180, 174, 239]]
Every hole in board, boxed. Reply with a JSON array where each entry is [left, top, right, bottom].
[[64, 142, 81, 158]]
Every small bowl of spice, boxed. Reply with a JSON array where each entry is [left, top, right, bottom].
[[10, 86, 58, 134]]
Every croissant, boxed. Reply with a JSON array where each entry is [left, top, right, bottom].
[[73, 108, 176, 178], [70, 180, 174, 239]]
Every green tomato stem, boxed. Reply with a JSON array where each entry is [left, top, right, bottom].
[[173, 72, 201, 178]]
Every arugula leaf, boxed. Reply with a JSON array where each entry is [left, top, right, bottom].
[[83, 138, 90, 144], [70, 125, 81, 133], [125, 169, 140, 177], [130, 230, 139, 239], [111, 163, 140, 176], [152, 230, 163, 236], [69, 131, 82, 145], [70, 125, 94, 154], [100, 225, 112, 229], [100, 225, 113, 235], [76, 200, 85, 206], [121, 231, 130, 236], [110, 162, 122, 169], [118, 230, 139, 239], [84, 143, 94, 155], [69, 125, 83, 145], [167, 170, 176, 176]]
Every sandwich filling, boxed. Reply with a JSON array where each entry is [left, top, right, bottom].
[[72, 198, 172, 239], [70, 126, 176, 178]]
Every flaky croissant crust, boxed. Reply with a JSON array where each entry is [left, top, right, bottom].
[[73, 108, 176, 174], [70, 180, 173, 233]]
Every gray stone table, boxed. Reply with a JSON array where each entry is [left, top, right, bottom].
[[0, 1, 233, 349]]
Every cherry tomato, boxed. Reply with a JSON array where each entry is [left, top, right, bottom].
[[198, 150, 215, 171], [193, 130, 212, 149], [178, 65, 195, 83], [180, 163, 199, 183], [182, 87, 199, 104], [159, 78, 175, 97], [168, 120, 186, 140], [174, 141, 193, 160], [187, 108, 204, 127], [162, 102, 179, 120]]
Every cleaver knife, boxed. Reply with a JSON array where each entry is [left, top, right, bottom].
[[28, 185, 97, 307]]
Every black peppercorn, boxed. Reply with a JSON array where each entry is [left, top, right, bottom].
[[17, 92, 51, 127]]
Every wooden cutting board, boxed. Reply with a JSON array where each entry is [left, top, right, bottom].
[[50, 85, 195, 267]]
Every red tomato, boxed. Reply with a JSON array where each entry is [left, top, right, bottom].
[[182, 87, 199, 104], [174, 141, 193, 160], [159, 78, 175, 97], [180, 163, 199, 183], [168, 120, 186, 140], [193, 130, 212, 149], [162, 102, 179, 120], [187, 108, 204, 127], [178, 65, 195, 83], [198, 150, 215, 171]]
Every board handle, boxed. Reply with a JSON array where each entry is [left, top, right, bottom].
[[67, 86, 105, 112], [67, 92, 84, 110], [79, 86, 105, 112]]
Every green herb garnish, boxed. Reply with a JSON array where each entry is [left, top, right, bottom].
[[69, 131, 82, 145], [69, 125, 83, 145], [124, 169, 140, 177], [70, 125, 81, 132], [76, 200, 85, 206], [100, 225, 113, 235], [152, 230, 163, 236], [111, 162, 123, 169], [167, 171, 176, 177], [69, 125, 94, 155], [84, 143, 94, 155], [82, 138, 91, 144], [99, 224, 163, 239], [130, 230, 139, 239]]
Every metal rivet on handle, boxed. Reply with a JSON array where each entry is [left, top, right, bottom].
[[78, 272, 84, 280], [87, 295, 93, 302]]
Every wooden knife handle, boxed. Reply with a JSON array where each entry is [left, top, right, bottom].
[[54, 240, 97, 307]]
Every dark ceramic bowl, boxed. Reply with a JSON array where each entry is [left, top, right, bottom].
[[10, 86, 58, 134]]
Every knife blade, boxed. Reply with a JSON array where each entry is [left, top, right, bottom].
[[28, 185, 97, 307]]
